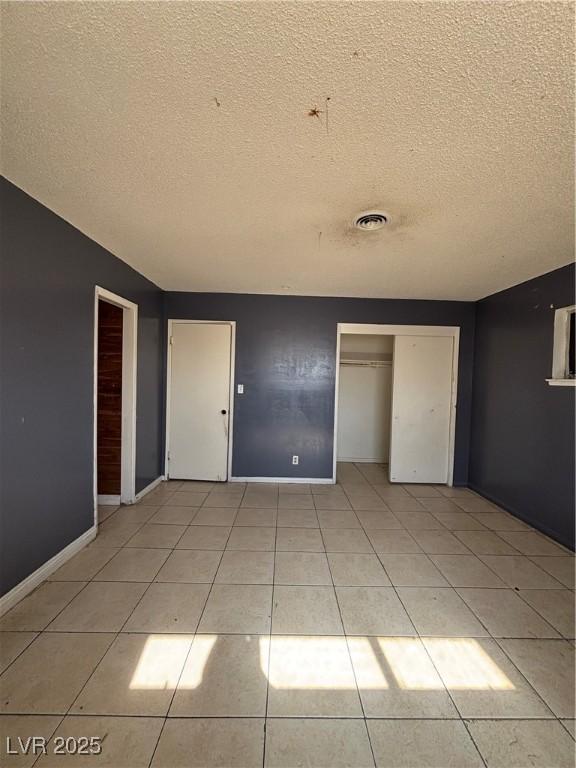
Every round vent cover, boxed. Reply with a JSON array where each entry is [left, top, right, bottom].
[[353, 211, 389, 231]]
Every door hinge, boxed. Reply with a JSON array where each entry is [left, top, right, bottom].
[[169, 336, 174, 346], [167, 451, 171, 461]]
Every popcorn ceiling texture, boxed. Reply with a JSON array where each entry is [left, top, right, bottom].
[[1, 1, 573, 299]]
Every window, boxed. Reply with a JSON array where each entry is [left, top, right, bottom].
[[548, 304, 576, 386]]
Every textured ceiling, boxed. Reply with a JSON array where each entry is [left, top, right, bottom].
[[1, 1, 574, 300]]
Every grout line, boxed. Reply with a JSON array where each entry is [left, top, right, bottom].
[[262, 511, 278, 768]]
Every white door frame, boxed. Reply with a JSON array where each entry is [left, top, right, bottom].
[[165, 319, 236, 481], [334, 323, 460, 486], [94, 286, 138, 520]]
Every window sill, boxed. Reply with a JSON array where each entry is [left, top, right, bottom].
[[546, 379, 576, 387]]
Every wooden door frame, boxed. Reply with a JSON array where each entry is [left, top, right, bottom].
[[165, 319, 236, 481], [334, 323, 460, 486], [94, 287, 138, 523]]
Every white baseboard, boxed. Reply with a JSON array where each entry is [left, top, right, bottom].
[[229, 476, 335, 484], [132, 475, 165, 503], [0, 525, 97, 617], [97, 494, 120, 505], [337, 457, 387, 463]]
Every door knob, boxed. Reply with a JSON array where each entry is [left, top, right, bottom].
[[221, 409, 227, 415]]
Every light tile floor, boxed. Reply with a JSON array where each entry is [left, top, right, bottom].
[[1, 462, 574, 767]]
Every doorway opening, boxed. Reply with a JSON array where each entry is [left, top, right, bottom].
[[165, 320, 235, 482], [93, 287, 138, 519], [334, 323, 459, 486]]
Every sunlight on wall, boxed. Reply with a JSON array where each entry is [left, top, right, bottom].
[[129, 635, 193, 690]]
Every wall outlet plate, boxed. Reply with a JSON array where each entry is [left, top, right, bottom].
[[237, 384, 244, 394], [292, 455, 299, 465]]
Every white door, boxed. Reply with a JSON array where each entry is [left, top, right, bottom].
[[168, 322, 232, 481], [389, 335, 454, 484]]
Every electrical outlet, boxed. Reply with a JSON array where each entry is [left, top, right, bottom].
[[292, 455, 299, 465], [237, 384, 244, 394]]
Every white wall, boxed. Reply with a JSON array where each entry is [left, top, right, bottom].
[[337, 335, 393, 462]]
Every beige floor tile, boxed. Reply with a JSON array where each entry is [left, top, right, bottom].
[[215, 551, 274, 584], [170, 634, 268, 716], [454, 498, 499, 513], [125, 524, 186, 549], [419, 497, 463, 513], [453, 530, 518, 555], [90, 515, 151, 549], [265, 718, 375, 768], [122, 583, 210, 633], [279, 483, 311, 494], [429, 555, 505, 587], [110, 506, 159, 525], [368, 719, 483, 767], [518, 589, 575, 638], [0, 715, 61, 768], [71, 633, 192, 716], [367, 530, 422, 554], [94, 548, 170, 582], [410, 530, 471, 554], [149, 506, 199, 525], [37, 715, 164, 767], [457, 587, 560, 638], [349, 497, 389, 511], [278, 494, 315, 510], [397, 587, 490, 637], [386, 498, 427, 514], [530, 556, 575, 588], [48, 546, 119, 581], [0, 633, 38, 674], [349, 635, 458, 718], [151, 718, 264, 767], [276, 527, 324, 552], [242, 493, 278, 509], [204, 493, 244, 508], [272, 586, 343, 635], [177, 481, 214, 491], [336, 587, 415, 636], [561, 719, 575, 738], [234, 508, 277, 526], [497, 531, 569, 556], [46, 581, 147, 632], [314, 494, 353, 511], [423, 635, 553, 718], [480, 555, 563, 589], [375, 486, 410, 500], [467, 719, 576, 767], [226, 526, 275, 551], [499, 638, 575, 717], [355, 510, 402, 530], [198, 585, 272, 633], [176, 525, 230, 550], [378, 555, 449, 587], [395, 511, 445, 531], [274, 552, 332, 585], [438, 487, 476, 499], [266, 634, 362, 716], [191, 507, 238, 525], [169, 492, 209, 507], [328, 553, 391, 586], [276, 509, 319, 528], [98, 504, 118, 522], [430, 512, 487, 531], [403, 484, 443, 498], [0, 582, 85, 631], [322, 529, 373, 553], [470, 512, 530, 531], [317, 509, 360, 529], [155, 550, 221, 583], [0, 633, 113, 714]]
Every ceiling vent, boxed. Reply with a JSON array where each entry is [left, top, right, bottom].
[[353, 211, 389, 231]]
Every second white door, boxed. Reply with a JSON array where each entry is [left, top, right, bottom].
[[389, 335, 454, 484], [168, 322, 232, 481]]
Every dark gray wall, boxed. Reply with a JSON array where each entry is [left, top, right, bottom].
[[469, 264, 576, 549], [165, 293, 476, 483], [0, 178, 164, 596]]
